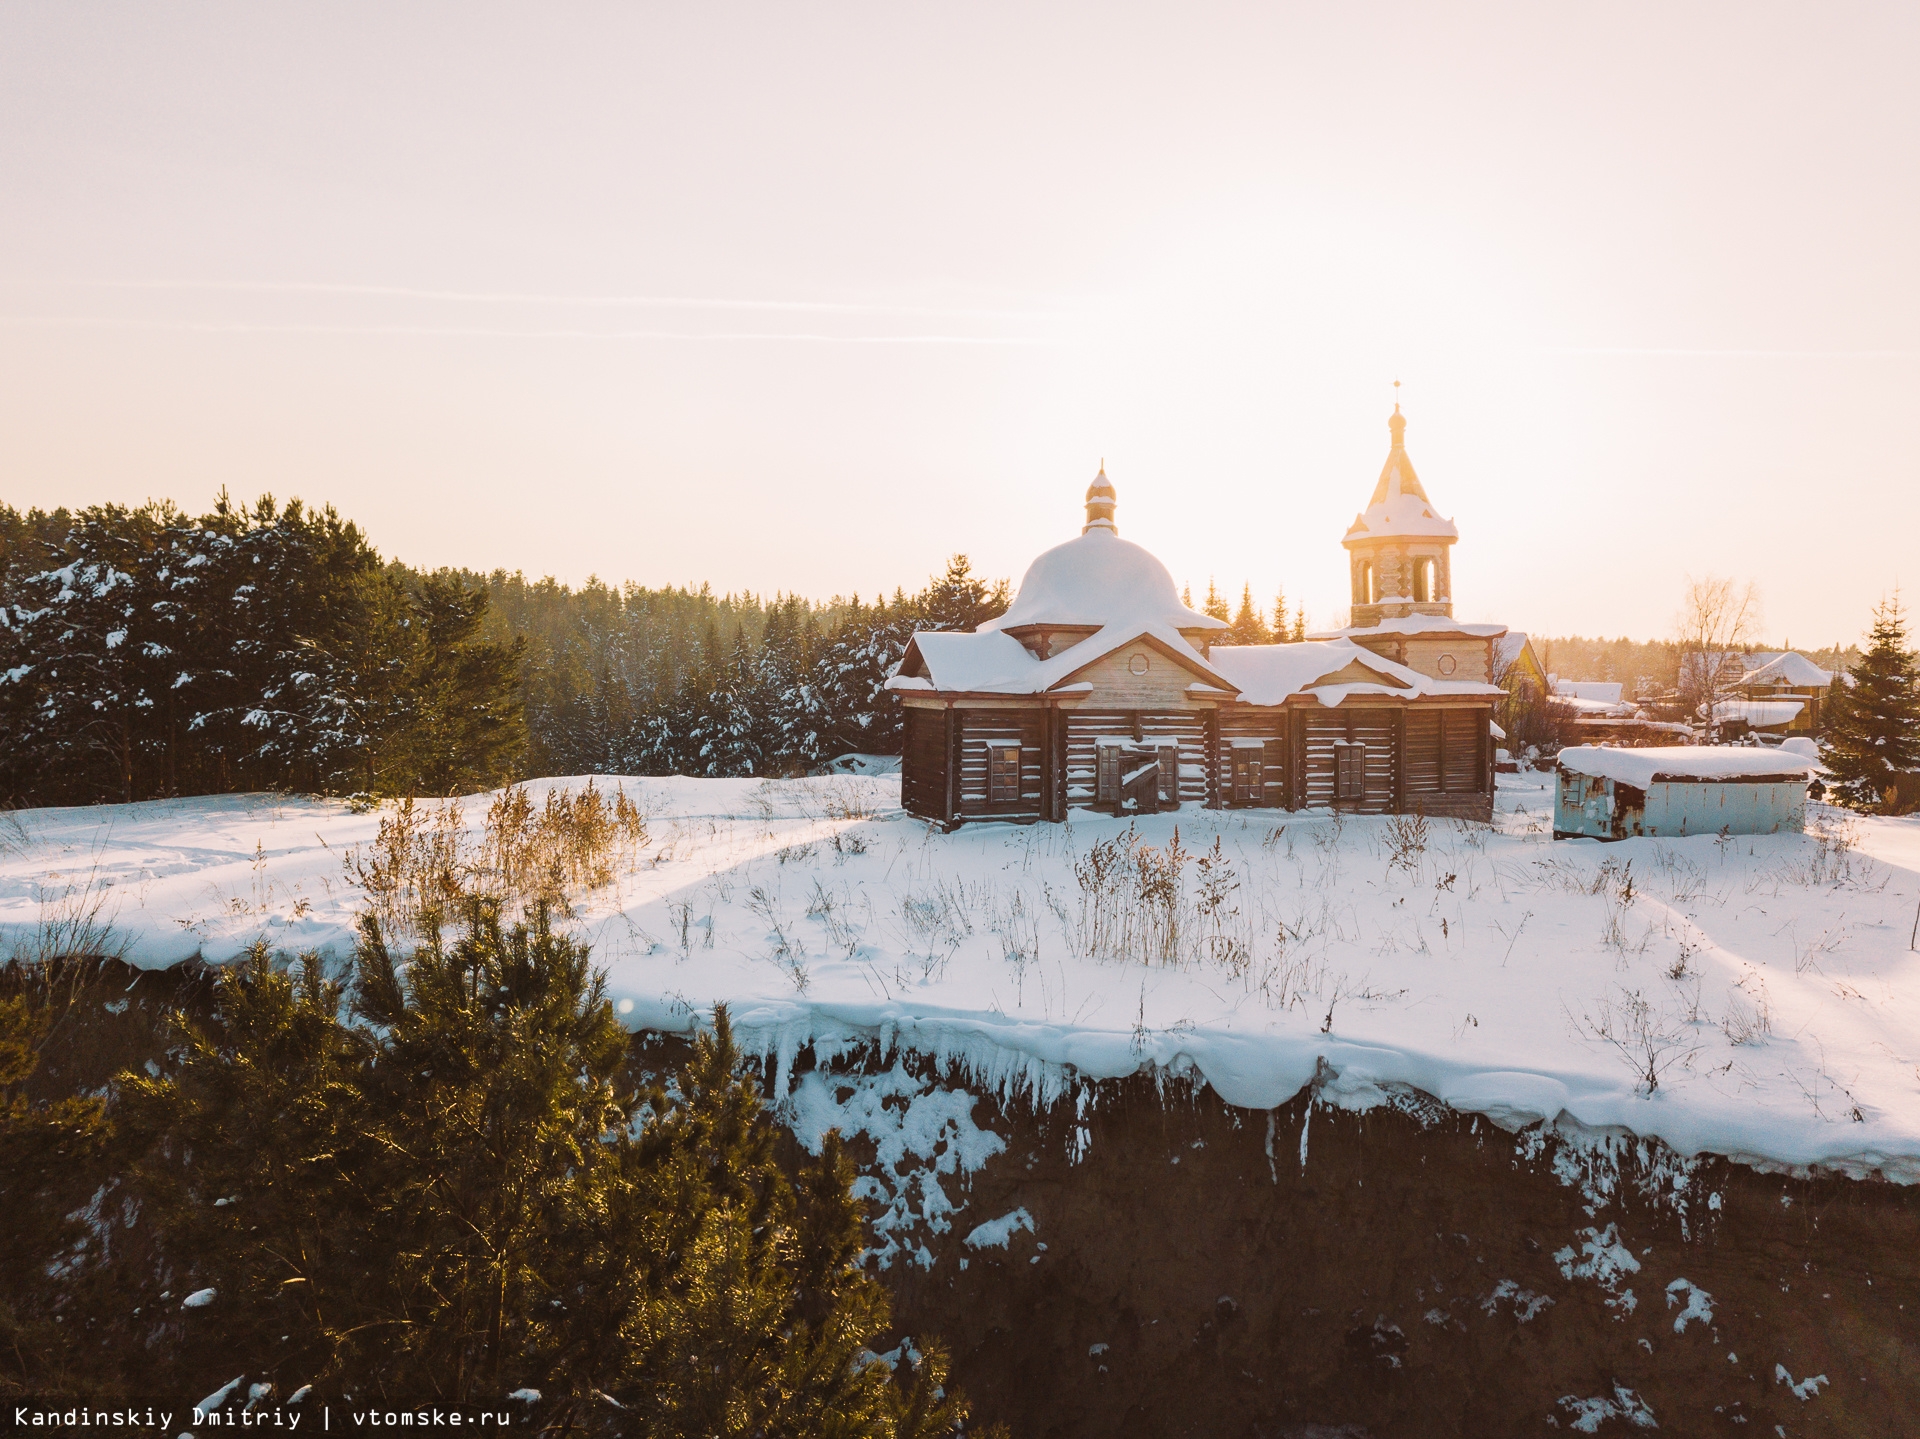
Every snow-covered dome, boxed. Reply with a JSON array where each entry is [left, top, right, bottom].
[[982, 468, 1226, 634]]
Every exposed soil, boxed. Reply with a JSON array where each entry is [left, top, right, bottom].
[[777, 1052, 1920, 1439]]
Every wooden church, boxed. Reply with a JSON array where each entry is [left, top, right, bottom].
[[888, 405, 1508, 826]]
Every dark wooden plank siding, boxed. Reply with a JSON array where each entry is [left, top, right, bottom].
[[1352, 710, 1397, 813], [1064, 712, 1210, 809], [1407, 708, 1490, 798], [1302, 712, 1340, 809], [1405, 711, 1443, 796], [956, 711, 1048, 820], [1441, 708, 1486, 795], [1303, 708, 1397, 812], [900, 707, 949, 822], [1217, 710, 1289, 808]]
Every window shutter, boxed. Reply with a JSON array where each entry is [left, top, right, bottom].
[[1157, 743, 1179, 804], [1335, 740, 1366, 801]]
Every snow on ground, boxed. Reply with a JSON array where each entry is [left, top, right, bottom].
[[3, 771, 1919, 1180]]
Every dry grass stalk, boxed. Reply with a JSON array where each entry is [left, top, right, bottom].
[[344, 781, 649, 935]]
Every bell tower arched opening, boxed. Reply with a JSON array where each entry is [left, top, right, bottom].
[[1340, 403, 1460, 628]]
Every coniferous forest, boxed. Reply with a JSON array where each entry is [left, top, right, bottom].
[[0, 496, 1009, 808]]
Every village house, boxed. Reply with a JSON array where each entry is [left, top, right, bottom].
[[1494, 631, 1547, 693], [888, 406, 1506, 826], [1733, 650, 1836, 734], [1680, 649, 1837, 738]]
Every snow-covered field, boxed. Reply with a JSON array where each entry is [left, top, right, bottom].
[[3, 772, 1918, 1181]]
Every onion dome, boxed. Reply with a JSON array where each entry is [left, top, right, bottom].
[[983, 466, 1226, 633]]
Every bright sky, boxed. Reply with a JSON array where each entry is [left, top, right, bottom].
[[2, 3, 1915, 646]]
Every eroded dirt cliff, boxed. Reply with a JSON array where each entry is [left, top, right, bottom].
[[727, 1039, 1920, 1438]]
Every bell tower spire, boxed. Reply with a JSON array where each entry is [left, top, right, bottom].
[[1340, 396, 1460, 627], [1083, 460, 1117, 535]]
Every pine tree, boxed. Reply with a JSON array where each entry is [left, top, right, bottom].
[[1228, 585, 1271, 646], [1821, 595, 1920, 812], [0, 983, 109, 1394], [112, 901, 976, 1432], [116, 946, 376, 1389], [0, 502, 182, 803], [1270, 588, 1289, 642]]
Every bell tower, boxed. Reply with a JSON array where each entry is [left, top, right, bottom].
[[1341, 401, 1459, 629]]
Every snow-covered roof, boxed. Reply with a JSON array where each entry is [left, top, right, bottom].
[[893, 629, 1505, 708], [1494, 631, 1536, 669], [893, 631, 1037, 692], [1556, 696, 1638, 718], [1740, 652, 1833, 688], [983, 480, 1225, 635], [1554, 680, 1623, 704], [1208, 641, 1397, 705], [891, 622, 1234, 696], [1312, 613, 1508, 642], [1557, 745, 1819, 786], [1777, 736, 1827, 772], [1208, 640, 1504, 708], [1711, 698, 1804, 727], [1342, 407, 1460, 544]]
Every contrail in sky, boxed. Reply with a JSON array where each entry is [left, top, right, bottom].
[[39, 277, 1070, 322], [1538, 347, 1920, 359], [0, 314, 1056, 344]]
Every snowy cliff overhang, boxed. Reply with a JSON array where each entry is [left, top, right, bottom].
[[1555, 744, 1819, 788], [1206, 639, 1504, 708], [889, 624, 1237, 698]]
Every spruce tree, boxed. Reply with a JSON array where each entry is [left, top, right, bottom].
[[1203, 579, 1230, 623], [916, 555, 1009, 633], [373, 575, 527, 795], [1821, 596, 1920, 812], [1270, 587, 1289, 642], [1228, 585, 1271, 646]]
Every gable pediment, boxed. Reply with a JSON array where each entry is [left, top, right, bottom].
[[1050, 631, 1225, 690], [1318, 658, 1412, 689]]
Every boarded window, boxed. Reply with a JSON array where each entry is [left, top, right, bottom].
[[987, 743, 1023, 804], [1334, 739, 1366, 801]]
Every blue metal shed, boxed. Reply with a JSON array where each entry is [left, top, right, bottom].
[[1553, 745, 1816, 840]]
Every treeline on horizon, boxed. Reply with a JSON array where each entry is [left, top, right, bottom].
[[0, 495, 1858, 809], [1527, 635, 1860, 697]]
